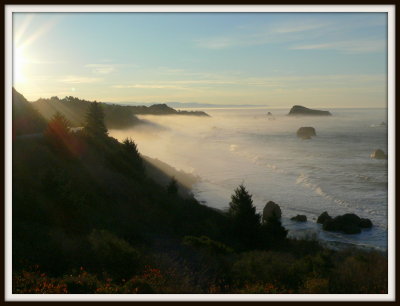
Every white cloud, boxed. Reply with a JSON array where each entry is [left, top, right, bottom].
[[194, 20, 330, 50], [60, 76, 103, 84], [112, 71, 385, 93], [194, 17, 386, 54], [27, 59, 65, 65], [291, 39, 386, 53], [112, 84, 187, 90], [85, 64, 115, 74], [271, 21, 331, 34], [195, 37, 236, 49]]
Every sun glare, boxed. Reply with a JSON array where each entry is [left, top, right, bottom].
[[14, 46, 26, 85]]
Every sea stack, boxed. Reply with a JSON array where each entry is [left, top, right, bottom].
[[297, 127, 316, 139], [288, 105, 332, 116], [317, 212, 373, 235], [262, 201, 282, 222], [267, 112, 275, 120], [370, 149, 387, 159], [291, 215, 307, 222]]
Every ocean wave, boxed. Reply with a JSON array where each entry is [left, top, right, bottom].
[[296, 174, 351, 208], [229, 144, 238, 152], [354, 174, 373, 182], [229, 146, 290, 175]]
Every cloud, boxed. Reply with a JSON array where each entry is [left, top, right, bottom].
[[112, 84, 187, 90], [85, 64, 115, 74], [59, 76, 103, 84], [112, 79, 262, 90], [272, 21, 331, 34], [27, 59, 65, 65], [194, 20, 331, 50], [291, 39, 386, 53], [111, 73, 385, 94], [195, 37, 236, 50], [194, 16, 386, 54]]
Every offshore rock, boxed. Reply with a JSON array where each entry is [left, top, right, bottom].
[[370, 149, 387, 159], [297, 127, 316, 139], [262, 201, 282, 222], [317, 211, 332, 224], [288, 105, 332, 116], [291, 215, 307, 222], [319, 213, 373, 235]]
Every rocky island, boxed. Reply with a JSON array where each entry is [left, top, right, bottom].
[[297, 127, 316, 140], [288, 105, 332, 116]]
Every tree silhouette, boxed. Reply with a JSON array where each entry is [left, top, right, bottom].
[[228, 184, 261, 249], [44, 112, 72, 154], [167, 177, 178, 195], [260, 214, 288, 247], [123, 138, 143, 171], [83, 102, 108, 139]]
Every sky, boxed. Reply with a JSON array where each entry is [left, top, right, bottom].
[[12, 12, 388, 108]]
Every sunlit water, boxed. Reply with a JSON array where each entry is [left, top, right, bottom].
[[110, 108, 388, 251]]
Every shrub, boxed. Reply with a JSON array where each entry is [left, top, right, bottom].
[[88, 229, 141, 280], [13, 269, 68, 294], [329, 250, 388, 293], [301, 277, 329, 293], [183, 235, 233, 255], [63, 267, 100, 293]]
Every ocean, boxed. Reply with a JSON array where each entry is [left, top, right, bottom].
[[110, 107, 388, 251]]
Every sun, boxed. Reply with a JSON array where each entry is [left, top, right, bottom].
[[14, 46, 27, 85]]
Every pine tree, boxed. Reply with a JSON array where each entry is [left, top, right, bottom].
[[83, 101, 108, 139], [167, 177, 178, 195], [123, 137, 143, 171], [123, 137, 140, 157], [44, 112, 72, 154], [228, 184, 261, 249], [260, 214, 288, 247]]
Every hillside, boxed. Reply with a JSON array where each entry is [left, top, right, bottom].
[[12, 88, 47, 136], [127, 103, 209, 117], [31, 96, 209, 131], [12, 92, 387, 294], [32, 96, 141, 129]]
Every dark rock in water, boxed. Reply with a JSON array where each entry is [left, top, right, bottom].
[[320, 213, 373, 235], [317, 211, 332, 224], [262, 201, 282, 222], [370, 149, 387, 159], [297, 127, 316, 139], [267, 112, 275, 120], [288, 105, 332, 116], [323, 219, 361, 234], [359, 218, 373, 228], [291, 215, 307, 222]]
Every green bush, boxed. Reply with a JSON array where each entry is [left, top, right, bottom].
[[329, 250, 388, 293], [88, 229, 141, 280], [231, 251, 308, 291], [183, 235, 233, 255], [13, 269, 68, 294], [63, 268, 100, 293]]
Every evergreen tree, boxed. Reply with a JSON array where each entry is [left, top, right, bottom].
[[260, 214, 288, 247], [167, 177, 178, 195], [83, 101, 108, 139], [228, 184, 261, 249], [123, 137, 140, 158], [44, 112, 72, 154], [123, 138, 143, 171]]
